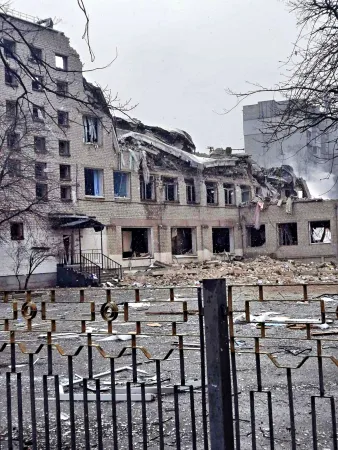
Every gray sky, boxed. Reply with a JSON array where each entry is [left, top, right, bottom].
[[13, 0, 298, 152]]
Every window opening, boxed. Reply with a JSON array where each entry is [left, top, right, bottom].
[[61, 185, 72, 202], [278, 223, 298, 246], [60, 164, 71, 181], [212, 228, 231, 253], [140, 175, 155, 201], [58, 110, 69, 126], [5, 67, 18, 86], [84, 168, 103, 196], [55, 54, 67, 70], [36, 183, 48, 201], [10, 222, 24, 240], [114, 171, 130, 198], [247, 225, 266, 247], [3, 39, 15, 58], [206, 182, 218, 204], [83, 116, 99, 143], [30, 46, 42, 63], [6, 100, 17, 118], [7, 133, 20, 150], [241, 185, 251, 203], [34, 136, 46, 153], [122, 228, 150, 258], [32, 75, 43, 91], [171, 228, 195, 255], [32, 105, 45, 121], [309, 221, 331, 244], [163, 177, 178, 202], [185, 179, 196, 203], [7, 159, 21, 177], [59, 140, 70, 156], [56, 81, 68, 96], [35, 162, 47, 180], [224, 184, 235, 205]]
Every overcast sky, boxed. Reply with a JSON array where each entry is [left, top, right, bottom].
[[13, 0, 298, 151]]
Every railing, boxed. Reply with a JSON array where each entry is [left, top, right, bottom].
[[59, 251, 122, 281], [81, 254, 101, 284]]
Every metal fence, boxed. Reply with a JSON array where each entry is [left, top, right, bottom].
[[0, 281, 337, 449]]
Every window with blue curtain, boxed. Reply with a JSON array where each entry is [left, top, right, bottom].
[[114, 171, 129, 198], [84, 168, 103, 196]]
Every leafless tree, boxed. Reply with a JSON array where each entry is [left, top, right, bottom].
[[6, 226, 61, 290], [228, 0, 338, 170]]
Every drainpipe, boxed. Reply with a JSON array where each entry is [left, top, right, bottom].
[[335, 204, 338, 261], [100, 228, 103, 267]]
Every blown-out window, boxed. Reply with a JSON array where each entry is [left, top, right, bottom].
[[83, 116, 99, 143]]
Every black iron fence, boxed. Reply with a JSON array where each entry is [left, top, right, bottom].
[[0, 281, 337, 449]]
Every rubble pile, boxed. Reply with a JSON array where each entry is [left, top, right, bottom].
[[121, 256, 338, 287]]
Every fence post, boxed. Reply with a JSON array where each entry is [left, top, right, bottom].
[[203, 278, 234, 450]]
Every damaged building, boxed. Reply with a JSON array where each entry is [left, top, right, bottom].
[[0, 11, 337, 289]]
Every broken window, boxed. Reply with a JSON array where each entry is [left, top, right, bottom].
[[163, 177, 178, 202], [6, 100, 17, 118], [247, 225, 266, 247], [278, 223, 298, 246], [3, 39, 15, 58], [7, 159, 21, 177], [32, 75, 43, 91], [60, 185, 72, 202], [206, 182, 218, 204], [83, 116, 99, 143], [58, 110, 69, 127], [309, 221, 331, 244], [224, 184, 235, 205], [84, 168, 104, 196], [60, 164, 71, 181], [241, 185, 251, 203], [35, 162, 47, 180], [30, 46, 42, 63], [32, 105, 45, 122], [114, 171, 130, 198], [7, 133, 20, 150], [212, 228, 233, 253], [34, 136, 46, 153], [10, 222, 24, 241], [5, 67, 18, 86], [140, 175, 155, 201], [122, 228, 150, 258], [55, 54, 67, 70], [56, 81, 68, 96], [185, 179, 196, 204], [36, 183, 48, 201], [171, 228, 196, 255]]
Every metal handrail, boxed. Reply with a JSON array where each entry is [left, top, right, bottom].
[[80, 255, 101, 284]]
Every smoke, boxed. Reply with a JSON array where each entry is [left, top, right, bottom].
[[306, 172, 338, 199]]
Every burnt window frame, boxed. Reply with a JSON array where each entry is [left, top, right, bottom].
[[278, 222, 298, 246], [247, 225, 266, 248]]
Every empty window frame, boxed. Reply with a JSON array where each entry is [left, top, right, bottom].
[[35, 162, 47, 180], [114, 171, 130, 198], [34, 136, 46, 153], [309, 221, 331, 244], [185, 179, 196, 204], [30, 46, 42, 63], [247, 225, 266, 247], [6, 100, 17, 118], [224, 184, 235, 205], [241, 185, 251, 203], [5, 67, 18, 86], [10, 222, 24, 240], [206, 182, 218, 204], [59, 140, 70, 157], [212, 228, 232, 253], [278, 223, 298, 246], [55, 54, 67, 70], [7, 133, 20, 150], [7, 159, 21, 177], [36, 183, 48, 201], [57, 110, 69, 126], [32, 75, 43, 91], [60, 185, 72, 202], [83, 116, 99, 143], [84, 168, 104, 196], [60, 164, 71, 181], [122, 228, 151, 258], [32, 105, 45, 121], [171, 228, 196, 256], [56, 81, 68, 96], [140, 175, 155, 201], [163, 177, 178, 202], [3, 39, 15, 58]]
